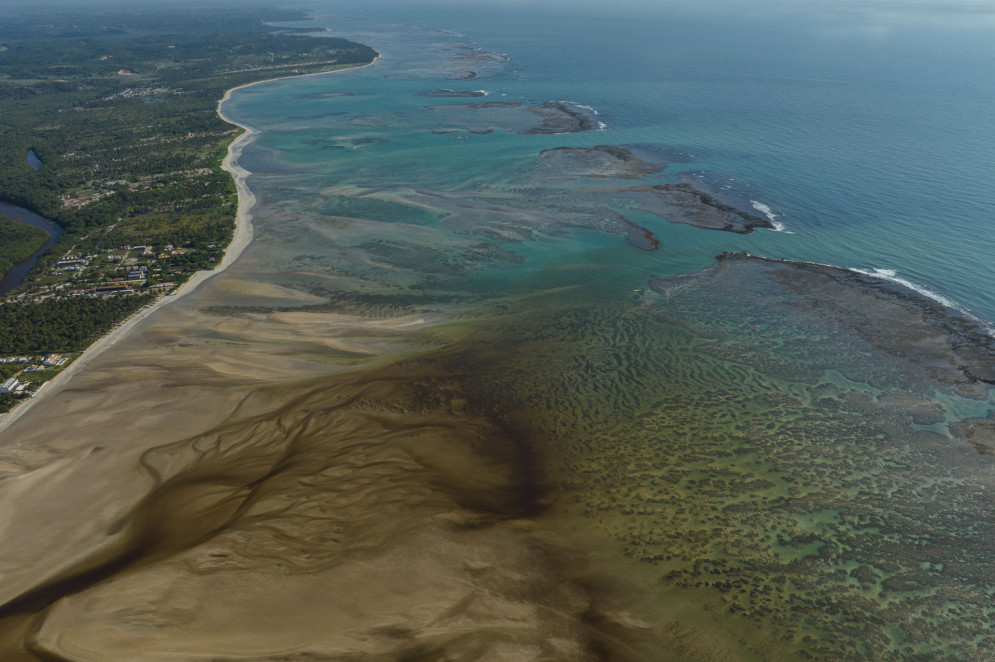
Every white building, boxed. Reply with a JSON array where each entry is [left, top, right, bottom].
[[42, 354, 67, 367], [0, 377, 24, 394]]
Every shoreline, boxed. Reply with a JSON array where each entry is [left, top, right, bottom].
[[0, 55, 380, 436]]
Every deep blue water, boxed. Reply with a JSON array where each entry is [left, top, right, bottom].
[[268, 0, 995, 324]]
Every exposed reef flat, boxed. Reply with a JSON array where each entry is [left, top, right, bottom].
[[531, 146, 773, 234], [522, 101, 599, 134], [619, 182, 775, 233], [699, 252, 995, 390], [616, 212, 660, 251], [538, 145, 661, 179], [443, 44, 510, 68], [426, 100, 600, 136]]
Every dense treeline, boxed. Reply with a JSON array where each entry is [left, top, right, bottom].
[[0, 294, 154, 354], [0, 214, 49, 276]]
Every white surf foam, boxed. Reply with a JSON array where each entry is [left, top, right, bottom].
[[855, 267, 995, 336], [736, 255, 992, 335], [751, 200, 786, 232], [555, 100, 600, 115], [848, 267, 991, 329]]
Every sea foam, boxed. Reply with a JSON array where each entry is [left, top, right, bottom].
[[849, 267, 994, 336], [751, 200, 785, 232]]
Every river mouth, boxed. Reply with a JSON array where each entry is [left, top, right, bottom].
[[0, 202, 63, 295]]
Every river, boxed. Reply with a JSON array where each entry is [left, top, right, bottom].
[[0, 201, 63, 295]]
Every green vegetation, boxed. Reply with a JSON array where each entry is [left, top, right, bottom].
[[0, 394, 21, 414], [0, 2, 377, 414], [0, 294, 153, 355], [0, 3, 376, 250], [0, 213, 49, 276]]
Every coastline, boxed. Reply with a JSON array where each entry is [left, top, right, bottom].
[[1, 16, 994, 658], [0, 55, 380, 436]]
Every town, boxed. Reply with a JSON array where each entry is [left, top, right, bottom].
[[5, 238, 221, 306], [49, 242, 198, 297], [0, 352, 73, 410]]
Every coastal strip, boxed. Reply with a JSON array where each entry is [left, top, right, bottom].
[[0, 55, 380, 436]]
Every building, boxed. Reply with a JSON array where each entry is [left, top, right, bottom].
[[0, 377, 25, 394], [42, 354, 67, 367], [92, 285, 135, 296]]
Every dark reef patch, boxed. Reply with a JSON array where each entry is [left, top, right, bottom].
[[538, 145, 661, 179], [521, 101, 598, 135], [956, 419, 995, 455], [701, 252, 995, 389], [426, 100, 599, 137], [619, 183, 774, 233], [618, 216, 659, 251]]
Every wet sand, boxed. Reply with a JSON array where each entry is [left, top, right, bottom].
[[5, 238, 993, 659], [0, 59, 676, 661], [0, 276, 674, 660]]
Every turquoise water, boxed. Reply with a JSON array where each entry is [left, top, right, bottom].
[[226, 1, 995, 324], [216, 3, 995, 658]]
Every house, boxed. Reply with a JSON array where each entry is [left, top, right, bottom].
[[42, 354, 66, 367]]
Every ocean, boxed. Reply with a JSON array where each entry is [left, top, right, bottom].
[[214, 2, 995, 658]]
